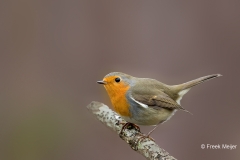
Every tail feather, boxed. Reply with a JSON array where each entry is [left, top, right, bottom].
[[171, 74, 222, 105], [175, 74, 222, 91], [171, 74, 222, 114]]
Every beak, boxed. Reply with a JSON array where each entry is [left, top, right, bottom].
[[97, 80, 106, 84]]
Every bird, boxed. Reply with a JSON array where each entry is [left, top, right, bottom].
[[97, 72, 222, 137]]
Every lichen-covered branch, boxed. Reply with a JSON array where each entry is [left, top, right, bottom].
[[87, 101, 177, 160]]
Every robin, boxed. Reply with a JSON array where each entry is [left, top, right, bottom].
[[97, 72, 222, 137]]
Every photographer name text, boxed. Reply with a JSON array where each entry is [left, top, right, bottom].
[[201, 144, 237, 150]]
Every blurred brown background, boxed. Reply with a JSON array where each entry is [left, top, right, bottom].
[[0, 0, 239, 160]]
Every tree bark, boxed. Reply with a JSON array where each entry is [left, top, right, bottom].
[[87, 101, 177, 160]]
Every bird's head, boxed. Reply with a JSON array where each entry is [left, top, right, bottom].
[[97, 72, 134, 96]]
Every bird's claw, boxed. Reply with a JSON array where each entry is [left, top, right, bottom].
[[138, 134, 155, 142], [119, 122, 140, 138], [130, 134, 155, 151]]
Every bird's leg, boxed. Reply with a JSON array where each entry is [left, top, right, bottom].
[[119, 122, 140, 138], [146, 125, 159, 137], [136, 125, 159, 143]]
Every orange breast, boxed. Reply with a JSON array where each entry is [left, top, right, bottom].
[[110, 93, 130, 117], [104, 84, 131, 117]]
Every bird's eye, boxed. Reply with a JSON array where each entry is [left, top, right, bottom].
[[115, 77, 121, 83]]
